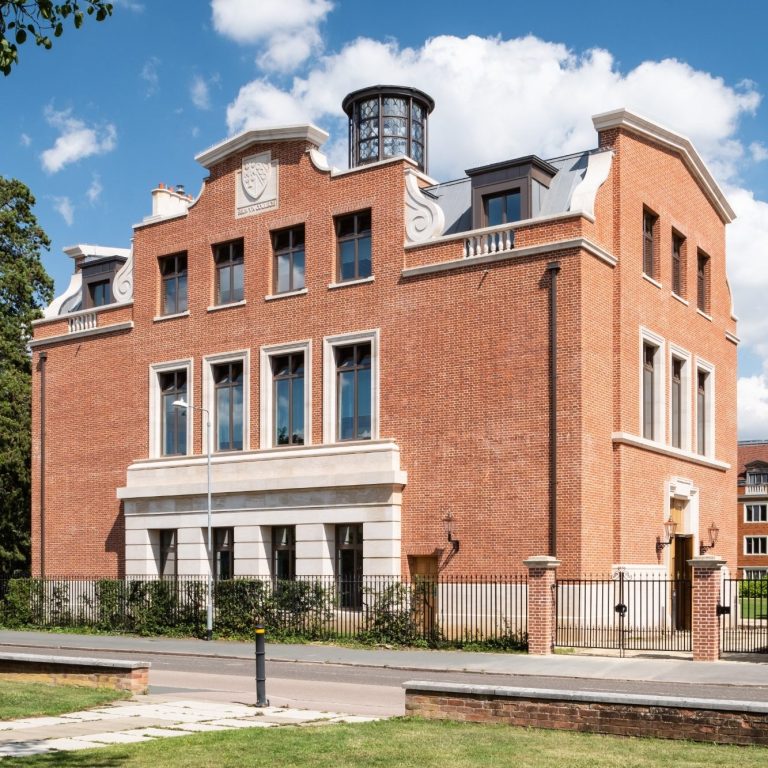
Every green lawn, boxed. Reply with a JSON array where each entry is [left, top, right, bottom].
[[4, 717, 768, 767], [740, 597, 768, 620], [0, 680, 128, 720]]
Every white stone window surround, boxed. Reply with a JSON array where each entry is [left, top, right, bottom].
[[148, 358, 194, 459], [744, 536, 768, 556], [259, 339, 312, 450], [694, 356, 715, 458], [668, 343, 692, 452], [203, 348, 251, 453], [639, 327, 665, 444], [322, 329, 380, 444], [655, 477, 700, 570]]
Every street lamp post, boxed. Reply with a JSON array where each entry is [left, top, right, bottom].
[[173, 398, 214, 641]]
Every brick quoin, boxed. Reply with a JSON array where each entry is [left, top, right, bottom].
[[30, 98, 737, 585]]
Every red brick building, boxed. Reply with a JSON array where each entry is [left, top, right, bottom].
[[737, 441, 768, 578], [30, 86, 738, 582]]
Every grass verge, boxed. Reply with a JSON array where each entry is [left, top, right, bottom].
[[0, 680, 128, 720], [3, 717, 768, 767]]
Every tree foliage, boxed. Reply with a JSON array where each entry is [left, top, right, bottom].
[[0, 177, 53, 573], [0, 1, 112, 75]]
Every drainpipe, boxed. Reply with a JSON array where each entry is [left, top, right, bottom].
[[37, 350, 47, 579], [546, 262, 561, 558]]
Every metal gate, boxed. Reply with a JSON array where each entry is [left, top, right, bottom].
[[556, 570, 692, 654], [720, 578, 768, 653]]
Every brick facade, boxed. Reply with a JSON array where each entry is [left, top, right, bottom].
[[737, 441, 768, 576], [30, 97, 737, 583]]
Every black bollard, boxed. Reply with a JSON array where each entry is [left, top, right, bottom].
[[255, 624, 269, 707]]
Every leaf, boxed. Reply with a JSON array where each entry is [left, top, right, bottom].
[[14, 30, 26, 45]]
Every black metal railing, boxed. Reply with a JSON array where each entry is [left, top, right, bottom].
[[556, 572, 692, 653], [720, 578, 768, 654], [0, 574, 528, 648]]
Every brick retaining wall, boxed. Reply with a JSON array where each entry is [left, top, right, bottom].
[[0, 653, 150, 694], [404, 681, 768, 746]]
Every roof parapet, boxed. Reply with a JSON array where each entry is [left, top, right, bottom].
[[592, 108, 735, 223], [195, 124, 329, 169]]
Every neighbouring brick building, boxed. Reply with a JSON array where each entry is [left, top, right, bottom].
[[737, 440, 768, 577], [30, 85, 738, 584]]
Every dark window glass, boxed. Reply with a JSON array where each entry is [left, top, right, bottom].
[[336, 212, 372, 281], [747, 471, 768, 485], [89, 280, 111, 307], [643, 343, 655, 440], [671, 358, 682, 449], [697, 251, 709, 312], [484, 190, 521, 227], [160, 253, 188, 315], [746, 505, 768, 522], [273, 526, 295, 580], [273, 226, 305, 294], [643, 211, 656, 277], [672, 234, 684, 296], [336, 524, 363, 609], [336, 342, 372, 441], [697, 370, 707, 455], [159, 530, 177, 578], [214, 361, 244, 451], [214, 527, 234, 581], [160, 370, 187, 456], [746, 537, 768, 555], [214, 240, 244, 305], [272, 352, 304, 446]]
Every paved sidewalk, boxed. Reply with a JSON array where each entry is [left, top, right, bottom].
[[1, 629, 767, 688], [0, 697, 377, 759]]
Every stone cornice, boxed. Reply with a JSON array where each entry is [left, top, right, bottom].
[[592, 109, 735, 223], [196, 125, 329, 169], [401, 236, 616, 279]]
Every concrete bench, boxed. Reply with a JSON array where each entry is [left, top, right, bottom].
[[404, 681, 768, 746], [0, 652, 150, 694]]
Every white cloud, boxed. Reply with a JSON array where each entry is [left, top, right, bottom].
[[226, 36, 760, 182], [53, 196, 74, 226], [141, 56, 160, 96], [40, 107, 117, 173], [750, 142, 768, 163], [19, 133, 31, 147], [725, 186, 768, 356], [226, 33, 768, 437], [87, 174, 103, 204], [191, 75, 211, 110], [211, 0, 333, 71], [739, 373, 768, 440]]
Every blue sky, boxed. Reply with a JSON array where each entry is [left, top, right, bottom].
[[3, 0, 768, 435]]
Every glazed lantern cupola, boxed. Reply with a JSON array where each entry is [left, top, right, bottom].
[[342, 85, 435, 174]]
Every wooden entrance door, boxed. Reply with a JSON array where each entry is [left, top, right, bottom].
[[672, 535, 693, 631], [409, 555, 438, 638]]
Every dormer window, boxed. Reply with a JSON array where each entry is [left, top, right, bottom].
[[80, 257, 125, 309], [467, 155, 557, 231], [747, 470, 768, 486], [89, 280, 111, 307], [484, 189, 522, 227]]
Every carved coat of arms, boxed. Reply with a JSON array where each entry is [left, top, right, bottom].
[[242, 156, 271, 200], [236, 150, 278, 218]]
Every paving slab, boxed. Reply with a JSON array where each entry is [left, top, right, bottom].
[[43, 738, 109, 752], [80, 731, 155, 744]]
